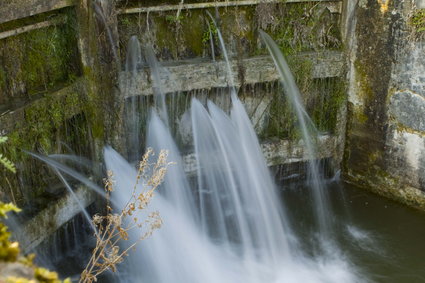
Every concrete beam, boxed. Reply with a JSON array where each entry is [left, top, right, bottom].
[[15, 186, 96, 252], [0, 0, 74, 25], [121, 51, 345, 98], [0, 0, 342, 26], [118, 0, 342, 14], [0, 15, 66, 40], [183, 135, 336, 174]]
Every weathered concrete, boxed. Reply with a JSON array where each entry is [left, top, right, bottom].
[[119, 0, 342, 14], [122, 52, 345, 98], [0, 0, 349, 249], [343, 0, 425, 210], [183, 135, 336, 174], [14, 186, 96, 252], [416, 0, 425, 9], [389, 90, 425, 132], [0, 15, 67, 40], [0, 0, 74, 24]]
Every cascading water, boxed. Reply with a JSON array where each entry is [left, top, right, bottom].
[[259, 31, 332, 239], [24, 28, 364, 282], [98, 30, 361, 282], [144, 45, 171, 126], [124, 36, 143, 160]]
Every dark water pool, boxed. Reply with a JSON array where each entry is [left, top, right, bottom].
[[37, 180, 425, 283], [281, 181, 425, 283]]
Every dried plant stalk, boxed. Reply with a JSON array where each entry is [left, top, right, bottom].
[[79, 148, 170, 283]]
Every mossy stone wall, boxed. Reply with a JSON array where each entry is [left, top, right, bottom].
[[344, 0, 425, 210], [0, 0, 347, 216]]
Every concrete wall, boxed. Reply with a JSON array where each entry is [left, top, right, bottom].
[[0, 0, 346, 213], [343, 0, 425, 209], [0, 0, 349, 246]]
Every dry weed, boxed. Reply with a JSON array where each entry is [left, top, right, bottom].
[[79, 148, 170, 283]]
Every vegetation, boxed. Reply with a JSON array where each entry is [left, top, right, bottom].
[[0, 200, 72, 283], [0, 8, 80, 100], [1, 131, 167, 282], [0, 8, 85, 211], [0, 150, 70, 283], [410, 9, 425, 32], [80, 148, 168, 283], [0, 136, 16, 173], [202, 20, 218, 43], [409, 9, 425, 40], [256, 2, 342, 55], [255, 3, 344, 140]]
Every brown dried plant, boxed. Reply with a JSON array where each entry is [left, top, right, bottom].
[[79, 148, 170, 283]]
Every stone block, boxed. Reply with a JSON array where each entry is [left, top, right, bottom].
[[416, 0, 425, 9], [389, 90, 425, 132]]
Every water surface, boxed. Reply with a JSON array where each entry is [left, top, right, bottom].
[[280, 180, 425, 283]]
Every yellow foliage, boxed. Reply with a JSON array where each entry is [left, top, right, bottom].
[[0, 201, 70, 283], [5, 277, 37, 283], [0, 203, 20, 262], [377, 0, 389, 13]]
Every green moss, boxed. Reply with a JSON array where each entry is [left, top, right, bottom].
[[354, 59, 374, 101], [180, 11, 204, 57], [368, 150, 382, 164], [257, 81, 299, 141], [79, 65, 105, 140], [261, 92, 301, 140], [410, 9, 425, 32], [0, 8, 80, 102], [258, 2, 342, 56], [261, 68, 347, 140], [0, 68, 6, 100], [202, 20, 218, 43], [350, 59, 376, 126], [355, 108, 369, 124], [310, 78, 347, 132], [118, 2, 342, 60], [346, 166, 425, 211], [6, 87, 82, 162], [0, 82, 91, 211], [118, 6, 255, 60], [119, 9, 207, 60]]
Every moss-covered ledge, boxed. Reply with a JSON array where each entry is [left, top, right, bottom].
[[344, 169, 425, 211], [0, 78, 85, 135], [121, 51, 345, 97], [0, 78, 90, 213]]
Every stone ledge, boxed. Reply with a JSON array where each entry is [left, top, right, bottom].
[[183, 134, 336, 174], [0, 0, 74, 25], [14, 186, 96, 253], [344, 170, 425, 212], [121, 52, 345, 98], [118, 0, 342, 14], [0, 0, 342, 25]]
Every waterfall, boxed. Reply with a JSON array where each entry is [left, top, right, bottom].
[[124, 36, 143, 160], [98, 32, 360, 282], [259, 30, 332, 240], [27, 31, 361, 283]]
